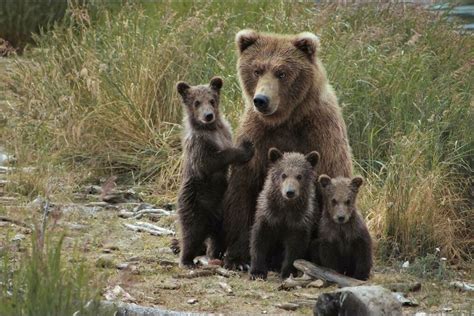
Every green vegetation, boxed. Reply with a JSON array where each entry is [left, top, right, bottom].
[[2, 2, 472, 263], [0, 229, 108, 316], [0, 0, 67, 51]]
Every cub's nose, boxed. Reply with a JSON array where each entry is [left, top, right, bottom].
[[204, 113, 214, 122], [285, 190, 295, 199], [337, 215, 345, 223], [253, 94, 269, 111]]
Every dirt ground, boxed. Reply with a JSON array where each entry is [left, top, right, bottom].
[[0, 186, 472, 315]]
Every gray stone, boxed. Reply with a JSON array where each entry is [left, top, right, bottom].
[[314, 285, 402, 316]]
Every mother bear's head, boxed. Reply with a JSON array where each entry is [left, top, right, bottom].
[[235, 29, 327, 125]]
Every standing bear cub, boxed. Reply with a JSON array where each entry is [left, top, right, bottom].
[[250, 148, 319, 280], [316, 175, 372, 280], [176, 77, 254, 268]]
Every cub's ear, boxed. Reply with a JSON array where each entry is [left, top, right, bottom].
[[209, 76, 223, 92], [236, 29, 259, 53], [350, 176, 364, 192], [293, 32, 320, 62], [268, 147, 283, 163], [318, 174, 332, 188], [305, 151, 320, 168], [176, 81, 191, 98]]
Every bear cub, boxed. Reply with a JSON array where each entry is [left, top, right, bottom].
[[316, 175, 372, 280], [250, 148, 319, 280], [176, 76, 254, 268]]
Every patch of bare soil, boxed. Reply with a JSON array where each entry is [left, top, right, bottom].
[[1, 184, 472, 315]]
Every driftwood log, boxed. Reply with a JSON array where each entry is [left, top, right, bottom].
[[293, 259, 364, 288]]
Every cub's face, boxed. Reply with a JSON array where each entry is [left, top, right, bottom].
[[319, 175, 364, 224], [268, 148, 319, 201], [176, 77, 223, 126], [235, 30, 320, 124]]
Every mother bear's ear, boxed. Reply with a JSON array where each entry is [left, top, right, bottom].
[[268, 147, 283, 164], [292, 32, 320, 62], [236, 29, 259, 53]]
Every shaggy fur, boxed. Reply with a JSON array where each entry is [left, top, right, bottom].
[[176, 77, 254, 268], [223, 30, 353, 268], [314, 175, 372, 280], [250, 148, 319, 279]]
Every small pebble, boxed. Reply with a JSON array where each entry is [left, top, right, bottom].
[[187, 298, 198, 304], [116, 263, 129, 270]]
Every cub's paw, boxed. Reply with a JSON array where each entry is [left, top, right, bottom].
[[239, 140, 255, 163], [249, 269, 268, 280], [179, 260, 198, 269], [223, 257, 249, 271]]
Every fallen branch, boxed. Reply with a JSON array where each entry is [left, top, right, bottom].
[[0, 216, 32, 230], [278, 273, 313, 290], [450, 281, 474, 292], [293, 259, 364, 288], [173, 270, 214, 279], [132, 208, 171, 219], [124, 222, 175, 236]]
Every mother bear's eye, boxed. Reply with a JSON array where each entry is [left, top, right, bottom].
[[194, 100, 200, 107], [253, 69, 262, 77], [281, 173, 287, 179], [275, 70, 286, 79]]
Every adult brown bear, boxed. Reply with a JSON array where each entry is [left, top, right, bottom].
[[222, 30, 353, 269]]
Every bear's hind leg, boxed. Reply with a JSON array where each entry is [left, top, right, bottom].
[[180, 222, 207, 268]]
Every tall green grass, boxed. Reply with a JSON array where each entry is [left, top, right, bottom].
[[0, 231, 108, 315], [3, 2, 473, 261]]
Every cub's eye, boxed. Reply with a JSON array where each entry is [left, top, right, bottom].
[[331, 199, 337, 206], [281, 173, 287, 179], [345, 199, 351, 205], [210, 99, 215, 106], [275, 70, 286, 79], [296, 175, 302, 180], [194, 100, 200, 107], [253, 69, 262, 77]]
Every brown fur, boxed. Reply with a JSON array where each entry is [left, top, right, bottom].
[[313, 175, 372, 280], [176, 77, 254, 268], [250, 148, 319, 280], [223, 30, 353, 268]]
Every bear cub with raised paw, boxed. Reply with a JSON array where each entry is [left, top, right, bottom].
[[250, 148, 319, 280], [176, 77, 254, 268], [315, 175, 372, 280]]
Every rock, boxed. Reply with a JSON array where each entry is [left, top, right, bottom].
[[83, 185, 103, 195], [118, 210, 134, 218], [66, 223, 88, 231], [157, 282, 180, 290], [103, 285, 135, 303], [96, 255, 115, 269], [402, 261, 410, 268], [103, 244, 120, 251], [308, 279, 325, 288], [218, 282, 233, 295], [314, 285, 402, 316], [392, 292, 419, 306], [187, 298, 198, 304], [276, 303, 300, 311], [116, 263, 129, 270], [11, 234, 26, 242]]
